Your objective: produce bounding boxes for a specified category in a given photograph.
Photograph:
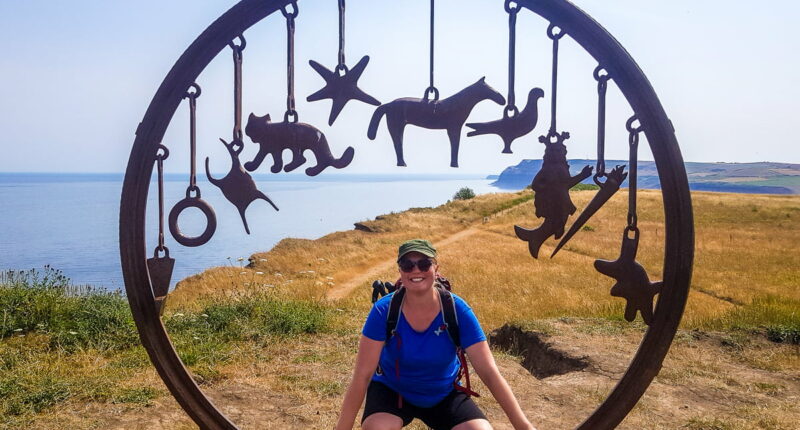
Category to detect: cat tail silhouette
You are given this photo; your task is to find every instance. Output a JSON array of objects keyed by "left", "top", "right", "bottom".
[
  {"left": 304, "top": 134, "right": 355, "bottom": 176},
  {"left": 367, "top": 104, "right": 389, "bottom": 140}
]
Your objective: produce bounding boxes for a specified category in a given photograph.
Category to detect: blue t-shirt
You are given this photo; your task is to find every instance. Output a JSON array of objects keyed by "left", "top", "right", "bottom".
[{"left": 362, "top": 291, "right": 486, "bottom": 408}]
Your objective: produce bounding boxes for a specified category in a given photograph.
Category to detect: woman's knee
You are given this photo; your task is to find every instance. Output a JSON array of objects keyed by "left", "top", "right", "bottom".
[
  {"left": 452, "top": 418, "right": 493, "bottom": 430},
  {"left": 362, "top": 412, "right": 404, "bottom": 430}
]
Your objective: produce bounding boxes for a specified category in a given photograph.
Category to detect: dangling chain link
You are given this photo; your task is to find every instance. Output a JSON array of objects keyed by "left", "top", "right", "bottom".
[
  {"left": 626, "top": 115, "right": 643, "bottom": 231},
  {"left": 424, "top": 0, "right": 439, "bottom": 101},
  {"left": 154, "top": 144, "right": 170, "bottom": 256},
  {"left": 594, "top": 65, "right": 611, "bottom": 181},
  {"left": 545, "top": 23, "right": 565, "bottom": 141},
  {"left": 229, "top": 36, "right": 246, "bottom": 147},
  {"left": 337, "top": 0, "right": 347, "bottom": 73},
  {"left": 504, "top": 1, "right": 520, "bottom": 118},
  {"left": 282, "top": 2, "right": 299, "bottom": 122},
  {"left": 183, "top": 83, "right": 202, "bottom": 197}
]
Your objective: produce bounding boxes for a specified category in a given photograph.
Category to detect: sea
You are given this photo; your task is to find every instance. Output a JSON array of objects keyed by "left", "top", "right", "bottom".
[{"left": 0, "top": 173, "right": 500, "bottom": 291}]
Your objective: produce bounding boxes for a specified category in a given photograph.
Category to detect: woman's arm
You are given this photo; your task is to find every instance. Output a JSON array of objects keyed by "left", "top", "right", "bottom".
[
  {"left": 466, "top": 341, "right": 536, "bottom": 430},
  {"left": 335, "top": 335, "right": 385, "bottom": 430}
]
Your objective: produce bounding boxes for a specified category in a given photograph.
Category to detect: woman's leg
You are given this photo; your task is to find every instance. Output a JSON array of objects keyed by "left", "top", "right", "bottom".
[
  {"left": 362, "top": 412, "right": 404, "bottom": 430},
  {"left": 452, "top": 418, "right": 493, "bottom": 430}
]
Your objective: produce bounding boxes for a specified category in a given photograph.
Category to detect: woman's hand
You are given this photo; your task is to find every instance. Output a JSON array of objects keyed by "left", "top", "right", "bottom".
[{"left": 466, "top": 341, "right": 537, "bottom": 430}]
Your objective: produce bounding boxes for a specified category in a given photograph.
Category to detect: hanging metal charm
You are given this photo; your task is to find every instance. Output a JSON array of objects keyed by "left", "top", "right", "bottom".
[
  {"left": 595, "top": 228, "right": 662, "bottom": 325},
  {"left": 168, "top": 83, "right": 217, "bottom": 247},
  {"left": 594, "top": 115, "right": 661, "bottom": 325},
  {"left": 147, "top": 144, "right": 175, "bottom": 315},
  {"left": 515, "top": 24, "right": 592, "bottom": 258},
  {"left": 466, "top": 1, "right": 544, "bottom": 154},
  {"left": 247, "top": 2, "right": 354, "bottom": 176},
  {"left": 367, "top": 0, "right": 504, "bottom": 167},
  {"left": 551, "top": 66, "right": 627, "bottom": 257},
  {"left": 307, "top": 0, "right": 379, "bottom": 125},
  {"left": 206, "top": 36, "right": 278, "bottom": 234}
]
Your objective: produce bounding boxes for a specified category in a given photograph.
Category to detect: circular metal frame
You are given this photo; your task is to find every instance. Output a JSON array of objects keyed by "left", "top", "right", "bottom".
[{"left": 119, "top": 0, "right": 694, "bottom": 428}]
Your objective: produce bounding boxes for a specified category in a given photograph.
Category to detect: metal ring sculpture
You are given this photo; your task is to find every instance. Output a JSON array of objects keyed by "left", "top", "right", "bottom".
[{"left": 119, "top": 0, "right": 694, "bottom": 428}]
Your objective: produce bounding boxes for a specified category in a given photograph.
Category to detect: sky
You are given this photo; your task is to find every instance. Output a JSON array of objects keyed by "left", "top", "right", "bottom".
[{"left": 0, "top": 0, "right": 798, "bottom": 175}]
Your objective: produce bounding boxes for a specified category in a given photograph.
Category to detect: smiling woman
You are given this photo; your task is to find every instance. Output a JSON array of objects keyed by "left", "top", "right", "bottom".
[{"left": 336, "top": 239, "right": 535, "bottom": 430}]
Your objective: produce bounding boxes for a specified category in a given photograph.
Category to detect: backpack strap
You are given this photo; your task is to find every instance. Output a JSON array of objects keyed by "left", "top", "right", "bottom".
[
  {"left": 385, "top": 286, "right": 406, "bottom": 343},
  {"left": 436, "top": 284, "right": 480, "bottom": 398},
  {"left": 435, "top": 284, "right": 460, "bottom": 347}
]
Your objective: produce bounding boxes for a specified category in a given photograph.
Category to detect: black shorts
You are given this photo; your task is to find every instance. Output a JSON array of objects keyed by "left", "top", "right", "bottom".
[{"left": 361, "top": 380, "right": 487, "bottom": 430}]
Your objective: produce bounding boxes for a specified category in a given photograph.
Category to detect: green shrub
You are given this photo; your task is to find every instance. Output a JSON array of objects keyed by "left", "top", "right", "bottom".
[
  {"left": 571, "top": 183, "right": 599, "bottom": 191},
  {"left": 0, "top": 267, "right": 138, "bottom": 352},
  {"left": 453, "top": 187, "right": 476, "bottom": 200}
]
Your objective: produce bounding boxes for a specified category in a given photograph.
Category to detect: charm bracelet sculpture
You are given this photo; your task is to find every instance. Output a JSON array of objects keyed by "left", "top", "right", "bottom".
[{"left": 119, "top": 1, "right": 694, "bottom": 429}]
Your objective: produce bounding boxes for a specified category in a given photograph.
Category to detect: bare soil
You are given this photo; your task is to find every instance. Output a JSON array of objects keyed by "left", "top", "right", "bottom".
[{"left": 32, "top": 320, "right": 799, "bottom": 430}]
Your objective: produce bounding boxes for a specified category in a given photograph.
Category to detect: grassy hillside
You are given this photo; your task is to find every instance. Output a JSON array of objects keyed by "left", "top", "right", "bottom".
[{"left": 2, "top": 189, "right": 798, "bottom": 429}]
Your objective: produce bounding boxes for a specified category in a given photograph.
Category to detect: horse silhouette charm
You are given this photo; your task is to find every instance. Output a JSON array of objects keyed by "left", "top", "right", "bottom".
[
  {"left": 244, "top": 113, "right": 355, "bottom": 176},
  {"left": 206, "top": 137, "right": 279, "bottom": 235},
  {"left": 515, "top": 132, "right": 592, "bottom": 258},
  {"left": 466, "top": 88, "right": 545, "bottom": 154},
  {"left": 367, "top": 77, "right": 505, "bottom": 167}
]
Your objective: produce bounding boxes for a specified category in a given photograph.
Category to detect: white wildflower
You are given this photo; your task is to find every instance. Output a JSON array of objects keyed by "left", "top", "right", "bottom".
[
  {"left": 237, "top": 257, "right": 244, "bottom": 262},
  {"left": 68, "top": 331, "right": 78, "bottom": 335},
  {"left": 255, "top": 272, "right": 264, "bottom": 275},
  {"left": 200, "top": 314, "right": 209, "bottom": 318},
  {"left": 13, "top": 328, "right": 22, "bottom": 332},
  {"left": 174, "top": 313, "right": 185, "bottom": 317}
]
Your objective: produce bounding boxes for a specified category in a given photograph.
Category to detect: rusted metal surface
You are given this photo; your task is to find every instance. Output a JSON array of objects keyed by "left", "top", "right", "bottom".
[
  {"left": 206, "top": 36, "right": 277, "bottom": 234},
  {"left": 466, "top": 88, "right": 544, "bottom": 154},
  {"left": 514, "top": 22, "right": 591, "bottom": 259},
  {"left": 120, "top": 0, "right": 694, "bottom": 429},
  {"left": 595, "top": 228, "right": 662, "bottom": 324},
  {"left": 514, "top": 132, "right": 592, "bottom": 258},
  {"left": 147, "top": 144, "right": 174, "bottom": 314},
  {"left": 550, "top": 67, "right": 625, "bottom": 257},
  {"left": 466, "top": 1, "right": 543, "bottom": 153},
  {"left": 206, "top": 138, "right": 278, "bottom": 234},
  {"left": 307, "top": 0, "right": 379, "bottom": 125},
  {"left": 244, "top": 113, "right": 354, "bottom": 176},
  {"left": 367, "top": 78, "right": 505, "bottom": 168},
  {"left": 551, "top": 164, "right": 626, "bottom": 257}
]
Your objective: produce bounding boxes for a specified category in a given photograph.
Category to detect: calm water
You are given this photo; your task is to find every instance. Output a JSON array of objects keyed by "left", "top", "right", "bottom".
[{"left": 0, "top": 173, "right": 499, "bottom": 290}]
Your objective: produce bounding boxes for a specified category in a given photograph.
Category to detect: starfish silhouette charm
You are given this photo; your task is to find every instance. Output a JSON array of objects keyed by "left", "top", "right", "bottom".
[
  {"left": 594, "top": 229, "right": 662, "bottom": 325},
  {"left": 307, "top": 55, "right": 380, "bottom": 125}
]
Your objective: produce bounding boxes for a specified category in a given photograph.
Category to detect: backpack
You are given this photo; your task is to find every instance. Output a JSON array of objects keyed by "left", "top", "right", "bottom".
[{"left": 371, "top": 277, "right": 479, "bottom": 407}]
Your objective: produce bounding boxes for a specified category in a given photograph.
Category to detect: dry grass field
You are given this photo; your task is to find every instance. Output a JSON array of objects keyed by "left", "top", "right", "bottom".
[{"left": 5, "top": 188, "right": 799, "bottom": 429}]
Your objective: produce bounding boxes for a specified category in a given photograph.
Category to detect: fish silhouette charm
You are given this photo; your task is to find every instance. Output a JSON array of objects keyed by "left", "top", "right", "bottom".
[{"left": 206, "top": 137, "right": 278, "bottom": 234}]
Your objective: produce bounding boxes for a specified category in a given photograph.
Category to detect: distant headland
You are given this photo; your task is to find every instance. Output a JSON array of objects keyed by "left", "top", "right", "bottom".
[{"left": 490, "top": 160, "right": 800, "bottom": 194}]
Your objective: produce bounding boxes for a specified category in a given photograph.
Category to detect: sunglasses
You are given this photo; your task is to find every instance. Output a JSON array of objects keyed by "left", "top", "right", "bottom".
[{"left": 398, "top": 258, "right": 435, "bottom": 273}]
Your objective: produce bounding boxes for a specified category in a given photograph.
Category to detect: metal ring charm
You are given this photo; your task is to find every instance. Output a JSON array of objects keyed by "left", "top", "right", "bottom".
[{"left": 168, "top": 196, "right": 217, "bottom": 247}]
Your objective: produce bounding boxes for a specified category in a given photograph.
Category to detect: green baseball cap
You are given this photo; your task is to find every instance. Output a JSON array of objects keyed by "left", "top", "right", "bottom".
[{"left": 397, "top": 239, "right": 437, "bottom": 260}]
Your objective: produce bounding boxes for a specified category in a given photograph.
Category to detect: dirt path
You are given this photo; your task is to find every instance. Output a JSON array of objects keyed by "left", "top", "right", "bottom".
[{"left": 326, "top": 226, "right": 484, "bottom": 300}]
